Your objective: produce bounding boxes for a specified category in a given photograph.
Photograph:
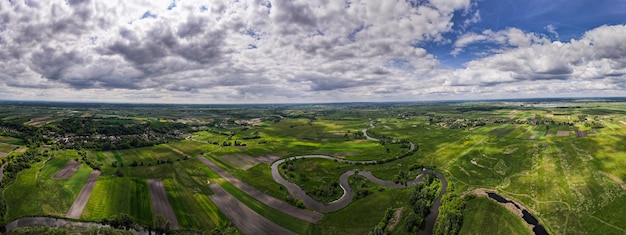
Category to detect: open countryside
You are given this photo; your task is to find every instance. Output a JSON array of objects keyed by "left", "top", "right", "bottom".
[{"left": 0, "top": 99, "right": 625, "bottom": 234}]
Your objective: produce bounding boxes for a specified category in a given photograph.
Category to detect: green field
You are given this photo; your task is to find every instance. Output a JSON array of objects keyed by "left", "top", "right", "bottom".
[
  {"left": 217, "top": 179, "right": 313, "bottom": 234},
  {"left": 3, "top": 158, "right": 93, "bottom": 220},
  {"left": 459, "top": 197, "right": 531, "bottom": 235},
  {"left": 312, "top": 187, "right": 412, "bottom": 234},
  {"left": 3, "top": 101, "right": 626, "bottom": 234},
  {"left": 162, "top": 178, "right": 223, "bottom": 231},
  {"left": 81, "top": 176, "right": 153, "bottom": 225}
]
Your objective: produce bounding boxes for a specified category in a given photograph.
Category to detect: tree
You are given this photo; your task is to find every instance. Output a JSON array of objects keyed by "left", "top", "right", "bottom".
[{"left": 154, "top": 214, "right": 171, "bottom": 235}]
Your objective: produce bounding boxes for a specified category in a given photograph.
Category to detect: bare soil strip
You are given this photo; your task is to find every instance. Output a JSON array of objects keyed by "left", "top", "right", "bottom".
[
  {"left": 66, "top": 170, "right": 100, "bottom": 219},
  {"left": 196, "top": 156, "right": 323, "bottom": 223},
  {"left": 208, "top": 183, "right": 296, "bottom": 235},
  {"left": 601, "top": 172, "right": 626, "bottom": 190},
  {"left": 489, "top": 127, "right": 518, "bottom": 137},
  {"left": 0, "top": 152, "right": 7, "bottom": 158},
  {"left": 52, "top": 160, "right": 81, "bottom": 179},
  {"left": 220, "top": 153, "right": 258, "bottom": 170},
  {"left": 147, "top": 179, "right": 180, "bottom": 229},
  {"left": 556, "top": 130, "right": 570, "bottom": 137},
  {"left": 256, "top": 154, "right": 280, "bottom": 164},
  {"left": 620, "top": 121, "right": 626, "bottom": 126}
]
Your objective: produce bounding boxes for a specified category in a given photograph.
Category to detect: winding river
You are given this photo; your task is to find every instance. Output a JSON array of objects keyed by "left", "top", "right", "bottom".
[{"left": 271, "top": 122, "right": 447, "bottom": 234}]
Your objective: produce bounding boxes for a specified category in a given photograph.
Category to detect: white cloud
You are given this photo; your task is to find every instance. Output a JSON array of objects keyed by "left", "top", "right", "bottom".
[
  {"left": 434, "top": 24, "right": 626, "bottom": 98},
  {"left": 0, "top": 0, "right": 474, "bottom": 103},
  {"left": 0, "top": 0, "right": 625, "bottom": 103},
  {"left": 546, "top": 24, "right": 559, "bottom": 38},
  {"left": 451, "top": 27, "right": 550, "bottom": 56}
]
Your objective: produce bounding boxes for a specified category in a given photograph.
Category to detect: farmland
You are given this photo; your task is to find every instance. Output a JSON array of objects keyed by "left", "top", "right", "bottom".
[{"left": 1, "top": 99, "right": 626, "bottom": 234}]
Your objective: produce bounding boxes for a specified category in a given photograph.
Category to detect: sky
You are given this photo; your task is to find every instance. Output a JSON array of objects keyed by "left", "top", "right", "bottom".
[{"left": 1, "top": 0, "right": 626, "bottom": 103}]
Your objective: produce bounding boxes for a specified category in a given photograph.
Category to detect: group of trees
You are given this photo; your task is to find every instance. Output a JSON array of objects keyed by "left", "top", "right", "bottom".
[
  {"left": 368, "top": 208, "right": 395, "bottom": 235},
  {"left": 404, "top": 173, "right": 440, "bottom": 233},
  {"left": 343, "top": 130, "right": 365, "bottom": 141},
  {"left": 0, "top": 120, "right": 46, "bottom": 145},
  {"left": 434, "top": 191, "right": 470, "bottom": 235}
]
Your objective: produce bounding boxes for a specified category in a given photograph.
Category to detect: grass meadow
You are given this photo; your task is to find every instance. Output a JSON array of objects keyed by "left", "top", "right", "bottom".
[
  {"left": 459, "top": 197, "right": 531, "bottom": 235},
  {"left": 81, "top": 176, "right": 153, "bottom": 225}
]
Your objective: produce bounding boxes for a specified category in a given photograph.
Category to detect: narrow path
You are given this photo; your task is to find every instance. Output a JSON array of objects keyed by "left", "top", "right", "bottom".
[
  {"left": 208, "top": 183, "right": 296, "bottom": 235},
  {"left": 66, "top": 170, "right": 100, "bottom": 219},
  {"left": 147, "top": 179, "right": 180, "bottom": 229},
  {"left": 586, "top": 214, "right": 626, "bottom": 233},
  {"left": 196, "top": 156, "right": 323, "bottom": 223}
]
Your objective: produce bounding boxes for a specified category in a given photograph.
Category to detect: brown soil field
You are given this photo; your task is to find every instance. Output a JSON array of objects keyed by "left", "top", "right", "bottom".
[
  {"left": 220, "top": 153, "right": 258, "bottom": 170},
  {"left": 556, "top": 130, "right": 570, "bottom": 137},
  {"left": 197, "top": 156, "right": 323, "bottom": 223},
  {"left": 575, "top": 130, "right": 587, "bottom": 138},
  {"left": 52, "top": 160, "right": 81, "bottom": 179},
  {"left": 147, "top": 179, "right": 180, "bottom": 229},
  {"left": 66, "top": 170, "right": 100, "bottom": 219},
  {"left": 256, "top": 154, "right": 280, "bottom": 164},
  {"left": 311, "top": 151, "right": 359, "bottom": 157},
  {"left": 0, "top": 152, "right": 7, "bottom": 158},
  {"left": 620, "top": 121, "right": 626, "bottom": 126},
  {"left": 488, "top": 127, "right": 517, "bottom": 137},
  {"left": 208, "top": 183, "right": 296, "bottom": 235}
]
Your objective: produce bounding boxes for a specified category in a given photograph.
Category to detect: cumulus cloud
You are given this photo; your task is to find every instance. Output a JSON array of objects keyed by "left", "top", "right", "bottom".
[
  {"left": 451, "top": 28, "right": 550, "bottom": 56},
  {"left": 0, "top": 0, "right": 625, "bottom": 103},
  {"left": 545, "top": 24, "right": 559, "bottom": 39},
  {"left": 0, "top": 0, "right": 476, "bottom": 102},
  {"left": 435, "top": 24, "right": 626, "bottom": 97}
]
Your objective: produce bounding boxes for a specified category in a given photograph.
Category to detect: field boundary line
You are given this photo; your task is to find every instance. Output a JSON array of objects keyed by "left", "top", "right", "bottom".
[
  {"left": 197, "top": 156, "right": 323, "bottom": 223},
  {"left": 586, "top": 214, "right": 626, "bottom": 233},
  {"left": 66, "top": 170, "right": 100, "bottom": 219}
]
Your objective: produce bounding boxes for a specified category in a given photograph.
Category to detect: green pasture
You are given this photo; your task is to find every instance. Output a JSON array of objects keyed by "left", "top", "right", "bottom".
[
  {"left": 312, "top": 187, "right": 411, "bottom": 235},
  {"left": 233, "top": 163, "right": 286, "bottom": 200},
  {"left": 40, "top": 157, "right": 70, "bottom": 179},
  {"left": 3, "top": 158, "right": 93, "bottom": 221},
  {"left": 162, "top": 178, "right": 221, "bottom": 231},
  {"left": 279, "top": 158, "right": 354, "bottom": 203},
  {"left": 81, "top": 176, "right": 153, "bottom": 225},
  {"left": 217, "top": 180, "right": 313, "bottom": 234},
  {"left": 0, "top": 136, "right": 26, "bottom": 145},
  {"left": 459, "top": 197, "right": 531, "bottom": 235}
]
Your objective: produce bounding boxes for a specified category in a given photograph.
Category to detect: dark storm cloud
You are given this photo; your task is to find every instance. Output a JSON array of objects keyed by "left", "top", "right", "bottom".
[{"left": 305, "top": 76, "right": 377, "bottom": 91}]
